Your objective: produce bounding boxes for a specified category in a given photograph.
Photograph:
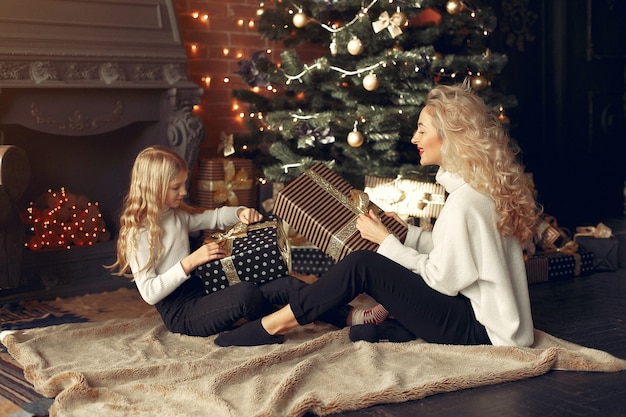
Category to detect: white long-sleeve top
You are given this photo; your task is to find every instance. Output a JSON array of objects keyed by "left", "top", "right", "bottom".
[
  {"left": 377, "top": 168, "right": 534, "bottom": 347},
  {"left": 129, "top": 206, "right": 242, "bottom": 305}
]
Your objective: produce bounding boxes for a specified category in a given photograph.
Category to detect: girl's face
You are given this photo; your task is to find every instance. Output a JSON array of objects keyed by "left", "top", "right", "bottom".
[
  {"left": 411, "top": 107, "right": 443, "bottom": 166},
  {"left": 164, "top": 169, "right": 188, "bottom": 209}
]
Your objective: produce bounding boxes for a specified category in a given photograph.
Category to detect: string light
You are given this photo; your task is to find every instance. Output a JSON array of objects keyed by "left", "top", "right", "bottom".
[{"left": 23, "top": 188, "right": 110, "bottom": 250}]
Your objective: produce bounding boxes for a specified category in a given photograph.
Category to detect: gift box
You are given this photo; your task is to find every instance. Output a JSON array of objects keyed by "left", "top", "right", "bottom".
[
  {"left": 576, "top": 235, "right": 618, "bottom": 271},
  {"left": 525, "top": 255, "right": 548, "bottom": 284},
  {"left": 193, "top": 219, "right": 291, "bottom": 294},
  {"left": 574, "top": 249, "right": 595, "bottom": 276},
  {"left": 195, "top": 158, "right": 257, "bottom": 210},
  {"left": 525, "top": 249, "right": 595, "bottom": 284},
  {"left": 363, "top": 175, "right": 446, "bottom": 219},
  {"left": 273, "top": 163, "right": 408, "bottom": 262}
]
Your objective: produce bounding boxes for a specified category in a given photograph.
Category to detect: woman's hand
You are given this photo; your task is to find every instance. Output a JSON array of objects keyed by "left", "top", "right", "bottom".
[
  {"left": 237, "top": 207, "right": 263, "bottom": 224},
  {"left": 356, "top": 209, "right": 391, "bottom": 245},
  {"left": 180, "top": 242, "right": 228, "bottom": 275},
  {"left": 383, "top": 211, "right": 408, "bottom": 228}
]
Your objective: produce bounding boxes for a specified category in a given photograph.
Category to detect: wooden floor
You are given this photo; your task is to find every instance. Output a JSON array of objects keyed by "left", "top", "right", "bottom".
[{"left": 324, "top": 255, "right": 626, "bottom": 416}]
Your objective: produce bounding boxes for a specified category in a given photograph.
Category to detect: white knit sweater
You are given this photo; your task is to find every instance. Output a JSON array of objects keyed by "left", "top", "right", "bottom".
[
  {"left": 377, "top": 168, "right": 534, "bottom": 347},
  {"left": 129, "top": 206, "right": 242, "bottom": 305}
]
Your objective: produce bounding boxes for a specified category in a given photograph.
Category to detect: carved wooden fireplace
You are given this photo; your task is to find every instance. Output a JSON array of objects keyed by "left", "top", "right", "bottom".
[{"left": 0, "top": 0, "right": 204, "bottom": 300}]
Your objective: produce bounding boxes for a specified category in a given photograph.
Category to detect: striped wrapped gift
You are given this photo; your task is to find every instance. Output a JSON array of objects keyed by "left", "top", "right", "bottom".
[
  {"left": 195, "top": 158, "right": 256, "bottom": 210},
  {"left": 364, "top": 175, "right": 446, "bottom": 219},
  {"left": 273, "top": 163, "right": 408, "bottom": 262}
]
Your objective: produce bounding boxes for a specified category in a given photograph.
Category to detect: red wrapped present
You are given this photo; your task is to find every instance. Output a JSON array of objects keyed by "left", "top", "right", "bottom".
[{"left": 273, "top": 163, "right": 408, "bottom": 262}]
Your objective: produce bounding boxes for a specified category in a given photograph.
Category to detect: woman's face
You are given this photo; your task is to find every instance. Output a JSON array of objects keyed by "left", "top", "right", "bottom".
[
  {"left": 164, "top": 169, "right": 188, "bottom": 209},
  {"left": 411, "top": 107, "right": 443, "bottom": 166}
]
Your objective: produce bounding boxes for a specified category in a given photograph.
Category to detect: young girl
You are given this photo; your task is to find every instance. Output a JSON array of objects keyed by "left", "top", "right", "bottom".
[
  {"left": 108, "top": 146, "right": 341, "bottom": 336},
  {"left": 215, "top": 82, "right": 540, "bottom": 347}
]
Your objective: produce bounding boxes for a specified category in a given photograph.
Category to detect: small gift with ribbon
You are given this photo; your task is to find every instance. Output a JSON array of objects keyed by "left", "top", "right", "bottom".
[
  {"left": 195, "top": 158, "right": 256, "bottom": 213},
  {"left": 363, "top": 175, "right": 446, "bottom": 219},
  {"left": 193, "top": 217, "right": 291, "bottom": 294},
  {"left": 273, "top": 163, "right": 408, "bottom": 262},
  {"left": 574, "top": 222, "right": 618, "bottom": 271}
]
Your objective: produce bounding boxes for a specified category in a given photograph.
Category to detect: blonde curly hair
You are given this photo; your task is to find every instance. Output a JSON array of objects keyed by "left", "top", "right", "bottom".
[
  {"left": 425, "top": 82, "right": 540, "bottom": 245},
  {"left": 108, "top": 146, "right": 199, "bottom": 277}
]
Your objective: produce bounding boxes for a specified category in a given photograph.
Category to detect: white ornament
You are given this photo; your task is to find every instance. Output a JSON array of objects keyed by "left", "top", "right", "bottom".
[
  {"left": 292, "top": 12, "right": 309, "bottom": 28},
  {"left": 347, "top": 38, "right": 364, "bottom": 55},
  {"left": 363, "top": 73, "right": 379, "bottom": 91}
]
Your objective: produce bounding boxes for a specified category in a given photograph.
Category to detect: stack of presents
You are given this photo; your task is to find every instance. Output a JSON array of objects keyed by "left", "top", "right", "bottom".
[{"left": 191, "top": 156, "right": 619, "bottom": 293}]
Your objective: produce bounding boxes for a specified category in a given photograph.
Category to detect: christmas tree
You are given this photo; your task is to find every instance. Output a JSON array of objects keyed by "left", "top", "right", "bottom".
[{"left": 233, "top": 0, "right": 515, "bottom": 186}]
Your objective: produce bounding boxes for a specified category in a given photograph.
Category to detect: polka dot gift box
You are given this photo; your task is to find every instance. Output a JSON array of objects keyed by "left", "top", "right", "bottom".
[{"left": 194, "top": 218, "right": 291, "bottom": 294}]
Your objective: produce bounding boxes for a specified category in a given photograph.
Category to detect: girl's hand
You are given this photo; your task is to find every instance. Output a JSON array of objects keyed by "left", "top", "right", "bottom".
[
  {"left": 356, "top": 209, "right": 391, "bottom": 245},
  {"left": 237, "top": 207, "right": 263, "bottom": 224},
  {"left": 181, "top": 242, "right": 228, "bottom": 274}
]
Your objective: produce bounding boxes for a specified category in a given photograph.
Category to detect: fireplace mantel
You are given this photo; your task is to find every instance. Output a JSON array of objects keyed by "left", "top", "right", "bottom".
[{"left": 0, "top": 0, "right": 205, "bottom": 295}]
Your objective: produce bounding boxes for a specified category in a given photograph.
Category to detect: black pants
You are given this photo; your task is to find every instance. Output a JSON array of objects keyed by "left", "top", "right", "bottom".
[
  {"left": 156, "top": 276, "right": 307, "bottom": 337},
  {"left": 291, "top": 251, "right": 491, "bottom": 345}
]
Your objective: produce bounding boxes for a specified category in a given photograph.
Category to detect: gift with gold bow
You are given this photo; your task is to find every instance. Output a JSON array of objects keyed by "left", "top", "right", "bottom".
[
  {"left": 196, "top": 158, "right": 256, "bottom": 211},
  {"left": 363, "top": 175, "right": 446, "bottom": 220},
  {"left": 273, "top": 163, "right": 408, "bottom": 262},
  {"left": 193, "top": 217, "right": 291, "bottom": 294}
]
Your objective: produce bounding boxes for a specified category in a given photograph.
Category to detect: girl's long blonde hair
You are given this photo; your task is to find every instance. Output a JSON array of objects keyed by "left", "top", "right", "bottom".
[
  {"left": 108, "top": 146, "right": 198, "bottom": 277},
  {"left": 426, "top": 82, "right": 540, "bottom": 245}
]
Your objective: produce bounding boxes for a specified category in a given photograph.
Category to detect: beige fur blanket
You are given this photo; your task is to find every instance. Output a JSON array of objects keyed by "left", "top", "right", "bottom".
[{"left": 2, "top": 312, "right": 625, "bottom": 417}]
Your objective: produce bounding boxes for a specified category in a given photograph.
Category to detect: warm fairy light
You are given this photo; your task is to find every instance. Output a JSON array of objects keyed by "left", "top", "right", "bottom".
[
  {"left": 190, "top": 44, "right": 198, "bottom": 53},
  {"left": 237, "top": 19, "right": 245, "bottom": 27},
  {"left": 239, "top": 112, "right": 245, "bottom": 118},
  {"left": 223, "top": 48, "right": 230, "bottom": 56},
  {"left": 202, "top": 75, "right": 211, "bottom": 88},
  {"left": 23, "top": 188, "right": 110, "bottom": 250},
  {"left": 223, "top": 77, "right": 230, "bottom": 83},
  {"left": 266, "top": 48, "right": 272, "bottom": 54},
  {"left": 235, "top": 51, "right": 244, "bottom": 59},
  {"left": 232, "top": 102, "right": 240, "bottom": 111},
  {"left": 252, "top": 86, "right": 261, "bottom": 93},
  {"left": 248, "top": 20, "right": 255, "bottom": 29},
  {"left": 191, "top": 11, "right": 200, "bottom": 18},
  {"left": 201, "top": 14, "right": 209, "bottom": 22}
]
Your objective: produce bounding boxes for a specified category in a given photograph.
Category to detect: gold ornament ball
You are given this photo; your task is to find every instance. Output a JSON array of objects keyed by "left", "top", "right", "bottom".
[
  {"left": 347, "top": 130, "right": 364, "bottom": 147},
  {"left": 470, "top": 74, "right": 488, "bottom": 91},
  {"left": 347, "top": 38, "right": 364, "bottom": 55},
  {"left": 446, "top": 0, "right": 465, "bottom": 15},
  {"left": 292, "top": 12, "right": 309, "bottom": 28},
  {"left": 362, "top": 73, "right": 379, "bottom": 91}
]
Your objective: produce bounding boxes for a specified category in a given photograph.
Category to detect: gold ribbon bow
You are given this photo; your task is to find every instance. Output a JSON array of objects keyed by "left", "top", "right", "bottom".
[
  {"left": 305, "top": 170, "right": 382, "bottom": 260},
  {"left": 372, "top": 11, "right": 404, "bottom": 39},
  {"left": 575, "top": 223, "right": 612, "bottom": 239},
  {"left": 205, "top": 220, "right": 292, "bottom": 286},
  {"left": 197, "top": 160, "right": 253, "bottom": 206},
  {"left": 218, "top": 131, "right": 235, "bottom": 157}
]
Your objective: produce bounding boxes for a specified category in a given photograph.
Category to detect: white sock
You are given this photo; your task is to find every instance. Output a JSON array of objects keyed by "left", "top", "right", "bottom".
[{"left": 351, "top": 304, "right": 389, "bottom": 325}]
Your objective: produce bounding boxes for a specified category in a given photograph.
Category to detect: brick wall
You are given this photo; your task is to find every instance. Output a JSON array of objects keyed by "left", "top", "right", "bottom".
[{"left": 173, "top": 0, "right": 322, "bottom": 159}]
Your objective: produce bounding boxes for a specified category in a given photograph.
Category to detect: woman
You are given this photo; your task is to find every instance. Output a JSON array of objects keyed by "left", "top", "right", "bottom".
[{"left": 215, "top": 82, "right": 539, "bottom": 347}]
